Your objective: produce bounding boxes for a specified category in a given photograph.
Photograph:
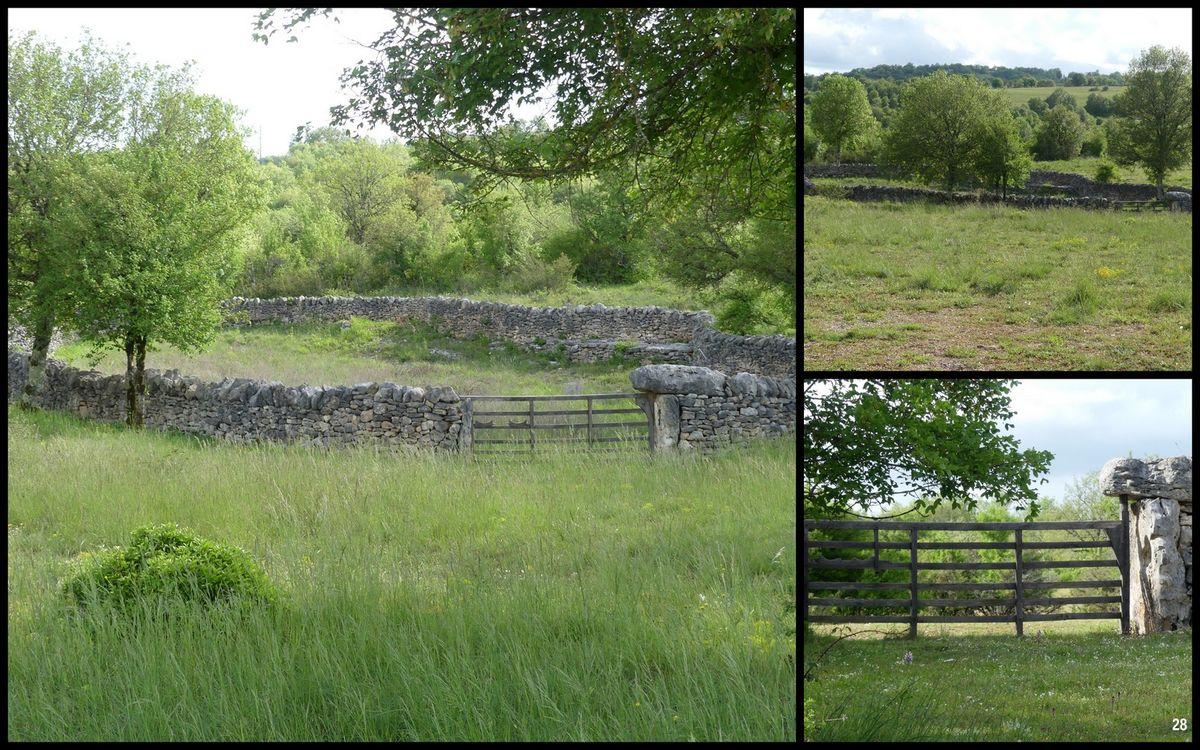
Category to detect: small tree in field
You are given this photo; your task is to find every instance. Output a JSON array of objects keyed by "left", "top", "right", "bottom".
[
  {"left": 809, "top": 74, "right": 875, "bottom": 162},
  {"left": 1033, "top": 105, "right": 1084, "bottom": 160},
  {"left": 972, "top": 114, "right": 1032, "bottom": 199},
  {"left": 59, "top": 85, "right": 264, "bottom": 427},
  {"left": 1107, "top": 46, "right": 1192, "bottom": 199},
  {"left": 885, "top": 72, "right": 1008, "bottom": 190},
  {"left": 8, "top": 32, "right": 133, "bottom": 408}
]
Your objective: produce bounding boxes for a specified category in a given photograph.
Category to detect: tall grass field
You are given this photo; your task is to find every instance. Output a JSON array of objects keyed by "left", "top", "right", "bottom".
[
  {"left": 803, "top": 197, "right": 1192, "bottom": 370},
  {"left": 6, "top": 407, "right": 797, "bottom": 741}
]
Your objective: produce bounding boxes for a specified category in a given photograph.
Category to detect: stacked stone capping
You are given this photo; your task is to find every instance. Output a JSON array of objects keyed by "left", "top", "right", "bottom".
[
  {"left": 1100, "top": 455, "right": 1192, "bottom": 634},
  {"left": 223, "top": 294, "right": 794, "bottom": 377},
  {"left": 629, "top": 365, "right": 796, "bottom": 452}
]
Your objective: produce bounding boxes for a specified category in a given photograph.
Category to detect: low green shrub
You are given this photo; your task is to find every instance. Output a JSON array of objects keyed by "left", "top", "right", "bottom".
[
  {"left": 1094, "top": 161, "right": 1119, "bottom": 184},
  {"left": 60, "top": 523, "right": 278, "bottom": 615}
]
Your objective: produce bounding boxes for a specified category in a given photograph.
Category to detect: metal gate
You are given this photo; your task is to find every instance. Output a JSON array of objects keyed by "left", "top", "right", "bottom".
[{"left": 463, "top": 393, "right": 650, "bottom": 455}]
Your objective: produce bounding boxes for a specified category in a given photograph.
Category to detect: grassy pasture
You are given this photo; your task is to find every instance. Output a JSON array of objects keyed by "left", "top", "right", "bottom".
[
  {"left": 803, "top": 622, "right": 1191, "bottom": 742},
  {"left": 997, "top": 85, "right": 1126, "bottom": 109},
  {"left": 54, "top": 318, "right": 640, "bottom": 396},
  {"left": 802, "top": 197, "right": 1192, "bottom": 370},
  {"left": 6, "top": 406, "right": 797, "bottom": 741}
]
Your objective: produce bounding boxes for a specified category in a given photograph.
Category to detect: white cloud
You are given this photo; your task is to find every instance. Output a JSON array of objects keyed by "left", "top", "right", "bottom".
[{"left": 803, "top": 8, "right": 1192, "bottom": 75}]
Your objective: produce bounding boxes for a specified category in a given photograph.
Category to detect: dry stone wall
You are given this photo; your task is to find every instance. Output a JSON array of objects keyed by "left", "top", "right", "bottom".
[
  {"left": 8, "top": 350, "right": 464, "bottom": 451},
  {"left": 828, "top": 184, "right": 1116, "bottom": 210},
  {"left": 223, "top": 295, "right": 794, "bottom": 377},
  {"left": 1100, "top": 455, "right": 1192, "bottom": 635},
  {"left": 804, "top": 163, "right": 1190, "bottom": 202},
  {"left": 630, "top": 365, "right": 796, "bottom": 452}
]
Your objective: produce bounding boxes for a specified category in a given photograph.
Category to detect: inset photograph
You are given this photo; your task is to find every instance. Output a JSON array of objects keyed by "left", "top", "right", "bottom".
[{"left": 803, "top": 8, "right": 1192, "bottom": 371}]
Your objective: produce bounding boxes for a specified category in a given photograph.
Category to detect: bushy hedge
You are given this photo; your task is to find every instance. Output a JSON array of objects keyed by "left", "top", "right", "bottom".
[{"left": 60, "top": 523, "right": 278, "bottom": 614}]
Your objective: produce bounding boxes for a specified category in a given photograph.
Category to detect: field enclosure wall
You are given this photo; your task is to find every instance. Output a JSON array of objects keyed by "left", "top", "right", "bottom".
[
  {"left": 223, "top": 296, "right": 796, "bottom": 377},
  {"left": 8, "top": 350, "right": 465, "bottom": 450},
  {"left": 8, "top": 343, "right": 795, "bottom": 454},
  {"left": 1101, "top": 456, "right": 1193, "bottom": 634},
  {"left": 804, "top": 162, "right": 1191, "bottom": 200}
]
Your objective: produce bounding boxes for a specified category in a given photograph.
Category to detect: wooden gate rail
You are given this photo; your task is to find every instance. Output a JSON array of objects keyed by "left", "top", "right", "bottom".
[
  {"left": 464, "top": 393, "right": 650, "bottom": 455},
  {"left": 801, "top": 499, "right": 1131, "bottom": 638}
]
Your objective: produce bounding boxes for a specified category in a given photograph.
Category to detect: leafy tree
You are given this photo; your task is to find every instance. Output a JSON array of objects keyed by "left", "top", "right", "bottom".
[
  {"left": 972, "top": 113, "right": 1032, "bottom": 199},
  {"left": 990, "top": 76, "right": 1004, "bottom": 89},
  {"left": 254, "top": 8, "right": 796, "bottom": 224},
  {"left": 1018, "top": 75, "right": 1037, "bottom": 87},
  {"left": 883, "top": 71, "right": 1000, "bottom": 190},
  {"left": 56, "top": 85, "right": 264, "bottom": 427},
  {"left": 8, "top": 31, "right": 134, "bottom": 407},
  {"left": 543, "top": 171, "right": 646, "bottom": 283},
  {"left": 1084, "top": 92, "right": 1112, "bottom": 117},
  {"left": 809, "top": 74, "right": 876, "bottom": 162},
  {"left": 803, "top": 106, "right": 820, "bottom": 162},
  {"left": 802, "top": 379, "right": 1054, "bottom": 518},
  {"left": 1036, "top": 79, "right": 1055, "bottom": 88},
  {"left": 1080, "top": 127, "right": 1106, "bottom": 157},
  {"left": 1033, "top": 105, "right": 1084, "bottom": 160},
  {"left": 1027, "top": 97, "right": 1048, "bottom": 115},
  {"left": 1044, "top": 88, "right": 1078, "bottom": 112},
  {"left": 1067, "top": 72, "right": 1086, "bottom": 86},
  {"left": 1107, "top": 46, "right": 1192, "bottom": 198},
  {"left": 310, "top": 139, "right": 408, "bottom": 244}
]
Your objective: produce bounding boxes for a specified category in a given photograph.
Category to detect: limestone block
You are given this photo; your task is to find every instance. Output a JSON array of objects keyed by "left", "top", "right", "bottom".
[
  {"left": 630, "top": 365, "right": 726, "bottom": 396},
  {"left": 1100, "top": 456, "right": 1192, "bottom": 501},
  {"left": 1128, "top": 497, "right": 1190, "bottom": 634}
]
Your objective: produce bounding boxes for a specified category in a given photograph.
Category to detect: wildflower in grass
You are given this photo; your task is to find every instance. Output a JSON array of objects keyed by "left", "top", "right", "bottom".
[
  {"left": 1095, "top": 266, "right": 1120, "bottom": 279},
  {"left": 899, "top": 650, "right": 913, "bottom": 665}
]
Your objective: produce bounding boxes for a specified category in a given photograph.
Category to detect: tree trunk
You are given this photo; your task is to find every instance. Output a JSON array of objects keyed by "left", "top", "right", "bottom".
[
  {"left": 124, "top": 333, "right": 143, "bottom": 428},
  {"left": 1156, "top": 176, "right": 1164, "bottom": 200},
  {"left": 18, "top": 315, "right": 55, "bottom": 409},
  {"left": 134, "top": 335, "right": 147, "bottom": 428}
]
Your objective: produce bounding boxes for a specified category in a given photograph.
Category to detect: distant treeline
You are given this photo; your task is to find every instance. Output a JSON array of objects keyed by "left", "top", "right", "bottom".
[{"left": 803, "top": 63, "right": 1126, "bottom": 98}]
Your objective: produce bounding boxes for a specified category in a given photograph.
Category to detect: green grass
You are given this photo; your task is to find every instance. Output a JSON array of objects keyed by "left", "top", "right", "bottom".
[
  {"left": 7, "top": 406, "right": 797, "bottom": 741},
  {"left": 803, "top": 197, "right": 1192, "bottom": 370},
  {"left": 54, "top": 319, "right": 643, "bottom": 396},
  {"left": 996, "top": 85, "right": 1126, "bottom": 110},
  {"left": 803, "top": 622, "right": 1190, "bottom": 742}
]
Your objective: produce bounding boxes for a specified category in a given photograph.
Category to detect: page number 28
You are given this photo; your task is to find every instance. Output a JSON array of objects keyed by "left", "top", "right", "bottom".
[{"left": 1172, "top": 719, "right": 1188, "bottom": 731}]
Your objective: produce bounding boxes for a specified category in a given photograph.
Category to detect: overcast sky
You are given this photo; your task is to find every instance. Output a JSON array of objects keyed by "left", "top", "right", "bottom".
[
  {"left": 803, "top": 8, "right": 1193, "bottom": 76},
  {"left": 8, "top": 8, "right": 551, "bottom": 158},
  {"left": 1006, "top": 379, "right": 1191, "bottom": 505}
]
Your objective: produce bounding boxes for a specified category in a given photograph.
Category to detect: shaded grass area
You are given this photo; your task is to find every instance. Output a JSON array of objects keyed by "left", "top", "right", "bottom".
[
  {"left": 802, "top": 197, "right": 1192, "bottom": 370},
  {"left": 7, "top": 406, "right": 797, "bottom": 741},
  {"left": 803, "top": 623, "right": 1191, "bottom": 742},
  {"left": 53, "top": 319, "right": 641, "bottom": 395}
]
